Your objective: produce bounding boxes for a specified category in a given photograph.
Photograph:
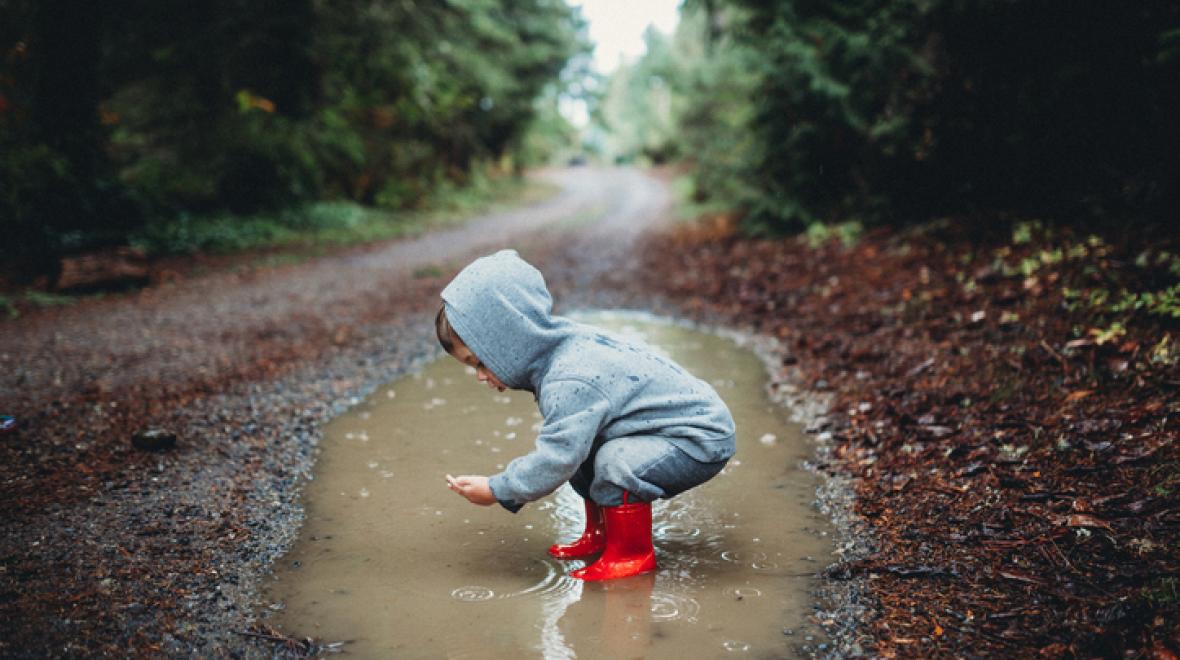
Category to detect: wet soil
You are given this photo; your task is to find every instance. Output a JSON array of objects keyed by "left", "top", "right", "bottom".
[
  {"left": 268, "top": 314, "right": 833, "bottom": 657},
  {"left": 638, "top": 223, "right": 1180, "bottom": 657}
]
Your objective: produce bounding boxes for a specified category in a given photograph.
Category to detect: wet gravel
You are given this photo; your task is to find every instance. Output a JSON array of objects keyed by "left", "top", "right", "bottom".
[{"left": 0, "top": 167, "right": 867, "bottom": 657}]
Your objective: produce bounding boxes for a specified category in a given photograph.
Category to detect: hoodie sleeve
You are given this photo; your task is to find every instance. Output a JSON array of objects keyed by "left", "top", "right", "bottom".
[{"left": 488, "top": 379, "right": 612, "bottom": 512}]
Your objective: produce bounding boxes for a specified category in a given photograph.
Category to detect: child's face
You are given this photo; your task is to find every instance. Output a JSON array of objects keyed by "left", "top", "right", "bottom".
[{"left": 448, "top": 341, "right": 508, "bottom": 392}]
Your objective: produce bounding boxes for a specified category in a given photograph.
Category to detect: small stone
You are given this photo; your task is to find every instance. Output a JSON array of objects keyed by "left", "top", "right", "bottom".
[
  {"left": 804, "top": 419, "right": 829, "bottom": 434},
  {"left": 132, "top": 428, "right": 177, "bottom": 451}
]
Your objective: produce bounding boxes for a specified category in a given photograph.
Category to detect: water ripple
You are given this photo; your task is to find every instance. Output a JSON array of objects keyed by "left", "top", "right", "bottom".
[
  {"left": 450, "top": 586, "right": 496, "bottom": 602},
  {"left": 720, "top": 549, "right": 769, "bottom": 563},
  {"left": 655, "top": 523, "right": 701, "bottom": 542},
  {"left": 722, "top": 640, "right": 751, "bottom": 652},
  {"left": 722, "top": 586, "right": 763, "bottom": 600},
  {"left": 496, "top": 559, "right": 581, "bottom": 601},
  {"left": 649, "top": 591, "right": 701, "bottom": 623}
]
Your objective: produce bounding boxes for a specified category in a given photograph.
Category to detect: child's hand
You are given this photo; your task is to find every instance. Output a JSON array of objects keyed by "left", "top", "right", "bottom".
[{"left": 445, "top": 474, "right": 497, "bottom": 506}]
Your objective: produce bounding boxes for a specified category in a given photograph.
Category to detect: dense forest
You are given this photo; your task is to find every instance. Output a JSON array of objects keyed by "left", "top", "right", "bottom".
[
  {"left": 600, "top": 0, "right": 1180, "bottom": 235},
  {"left": 1, "top": 0, "right": 587, "bottom": 278},
  {"left": 4, "top": 1, "right": 1179, "bottom": 288}
]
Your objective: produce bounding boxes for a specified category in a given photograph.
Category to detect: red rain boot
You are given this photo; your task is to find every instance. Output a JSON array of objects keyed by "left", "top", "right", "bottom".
[
  {"left": 548, "top": 499, "right": 606, "bottom": 559},
  {"left": 570, "top": 493, "right": 656, "bottom": 581}
]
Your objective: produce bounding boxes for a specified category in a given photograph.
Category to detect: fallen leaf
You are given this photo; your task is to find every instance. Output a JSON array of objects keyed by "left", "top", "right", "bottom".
[
  {"left": 920, "top": 424, "right": 954, "bottom": 438},
  {"left": 1000, "top": 570, "right": 1045, "bottom": 585},
  {"left": 1063, "top": 514, "right": 1113, "bottom": 531},
  {"left": 906, "top": 357, "right": 936, "bottom": 377},
  {"left": 1113, "top": 438, "right": 1172, "bottom": 464}
]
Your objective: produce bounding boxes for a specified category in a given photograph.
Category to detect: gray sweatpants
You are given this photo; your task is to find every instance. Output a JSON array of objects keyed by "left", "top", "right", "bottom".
[{"left": 568, "top": 435, "right": 729, "bottom": 506}]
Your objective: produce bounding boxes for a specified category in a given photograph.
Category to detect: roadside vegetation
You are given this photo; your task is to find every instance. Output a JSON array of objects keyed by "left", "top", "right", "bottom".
[
  {"left": 0, "top": 174, "right": 555, "bottom": 319},
  {"left": 598, "top": 1, "right": 1177, "bottom": 236},
  {"left": 127, "top": 174, "right": 556, "bottom": 257},
  {"left": 2, "top": 0, "right": 588, "bottom": 284}
]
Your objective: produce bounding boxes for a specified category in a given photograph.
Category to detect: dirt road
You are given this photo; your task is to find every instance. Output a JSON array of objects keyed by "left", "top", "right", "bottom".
[{"left": 0, "top": 167, "right": 674, "bottom": 656}]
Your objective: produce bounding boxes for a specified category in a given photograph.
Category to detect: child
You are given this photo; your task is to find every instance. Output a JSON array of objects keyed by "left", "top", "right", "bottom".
[{"left": 439, "top": 250, "right": 736, "bottom": 581}]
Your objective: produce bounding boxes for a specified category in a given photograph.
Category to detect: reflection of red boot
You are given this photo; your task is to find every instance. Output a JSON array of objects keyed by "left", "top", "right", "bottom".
[
  {"left": 549, "top": 499, "right": 606, "bottom": 559},
  {"left": 570, "top": 493, "right": 656, "bottom": 581}
]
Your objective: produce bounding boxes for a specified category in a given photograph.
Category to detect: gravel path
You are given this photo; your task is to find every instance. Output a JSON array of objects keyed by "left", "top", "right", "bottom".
[{"left": 0, "top": 167, "right": 677, "bottom": 656}]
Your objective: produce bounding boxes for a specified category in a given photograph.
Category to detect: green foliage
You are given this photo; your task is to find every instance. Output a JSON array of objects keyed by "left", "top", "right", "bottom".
[
  {"left": 804, "top": 220, "right": 863, "bottom": 248},
  {"left": 3, "top": 0, "right": 586, "bottom": 275},
  {"left": 22, "top": 290, "right": 77, "bottom": 307},
  {"left": 729, "top": 0, "right": 929, "bottom": 231},
  {"left": 598, "top": 27, "right": 683, "bottom": 164},
  {"left": 1148, "top": 461, "right": 1180, "bottom": 500},
  {"left": 130, "top": 174, "right": 545, "bottom": 256},
  {"left": 1110, "top": 286, "right": 1180, "bottom": 320},
  {"left": 1059, "top": 243, "right": 1180, "bottom": 322},
  {"left": 1011, "top": 221, "right": 1043, "bottom": 246},
  {"left": 412, "top": 265, "right": 445, "bottom": 279},
  {"left": 131, "top": 212, "right": 297, "bottom": 256},
  {"left": 604, "top": 0, "right": 1180, "bottom": 235},
  {"left": 595, "top": 3, "right": 761, "bottom": 214},
  {"left": 1141, "top": 577, "right": 1179, "bottom": 607},
  {"left": 516, "top": 84, "right": 585, "bottom": 168}
]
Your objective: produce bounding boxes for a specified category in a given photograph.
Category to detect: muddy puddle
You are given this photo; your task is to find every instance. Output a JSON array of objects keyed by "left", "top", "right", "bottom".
[{"left": 269, "top": 313, "right": 834, "bottom": 657}]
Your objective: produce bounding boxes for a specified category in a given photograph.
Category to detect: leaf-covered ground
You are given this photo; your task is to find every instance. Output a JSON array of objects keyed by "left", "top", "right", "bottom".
[{"left": 640, "top": 219, "right": 1180, "bottom": 657}]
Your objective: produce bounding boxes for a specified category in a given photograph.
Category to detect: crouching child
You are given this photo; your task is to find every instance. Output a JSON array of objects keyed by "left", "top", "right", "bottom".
[{"left": 439, "top": 250, "right": 736, "bottom": 581}]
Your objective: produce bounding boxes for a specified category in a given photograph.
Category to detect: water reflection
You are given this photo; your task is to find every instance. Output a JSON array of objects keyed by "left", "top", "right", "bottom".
[
  {"left": 269, "top": 313, "right": 833, "bottom": 657},
  {"left": 560, "top": 572, "right": 656, "bottom": 658}
]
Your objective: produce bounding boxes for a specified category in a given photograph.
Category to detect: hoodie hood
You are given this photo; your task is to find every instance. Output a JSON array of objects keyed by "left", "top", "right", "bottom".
[{"left": 440, "top": 250, "right": 572, "bottom": 390}]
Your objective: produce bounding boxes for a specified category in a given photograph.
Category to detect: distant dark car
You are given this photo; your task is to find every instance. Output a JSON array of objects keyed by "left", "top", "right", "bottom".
[{"left": 567, "top": 154, "right": 587, "bottom": 166}]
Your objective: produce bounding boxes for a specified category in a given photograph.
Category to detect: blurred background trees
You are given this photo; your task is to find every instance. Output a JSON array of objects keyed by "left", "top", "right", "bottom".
[
  {"left": 5, "top": 0, "right": 1178, "bottom": 281},
  {"left": 2, "top": 0, "right": 587, "bottom": 278},
  {"left": 598, "top": 0, "right": 1180, "bottom": 235}
]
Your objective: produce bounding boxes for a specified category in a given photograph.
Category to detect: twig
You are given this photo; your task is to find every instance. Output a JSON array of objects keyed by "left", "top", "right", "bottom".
[
  {"left": 236, "top": 630, "right": 291, "bottom": 643},
  {"left": 1039, "top": 340, "right": 1070, "bottom": 375}
]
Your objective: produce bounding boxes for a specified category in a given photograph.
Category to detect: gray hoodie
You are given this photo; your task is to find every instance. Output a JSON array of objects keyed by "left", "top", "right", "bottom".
[{"left": 441, "top": 250, "right": 736, "bottom": 511}]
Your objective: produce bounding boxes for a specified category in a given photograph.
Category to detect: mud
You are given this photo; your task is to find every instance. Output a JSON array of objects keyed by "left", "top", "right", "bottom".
[{"left": 268, "top": 314, "right": 834, "bottom": 657}]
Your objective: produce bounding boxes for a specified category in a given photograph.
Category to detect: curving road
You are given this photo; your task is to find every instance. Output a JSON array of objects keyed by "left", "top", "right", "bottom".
[
  {"left": 0, "top": 166, "right": 673, "bottom": 656},
  {"left": 1, "top": 167, "right": 668, "bottom": 401}
]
